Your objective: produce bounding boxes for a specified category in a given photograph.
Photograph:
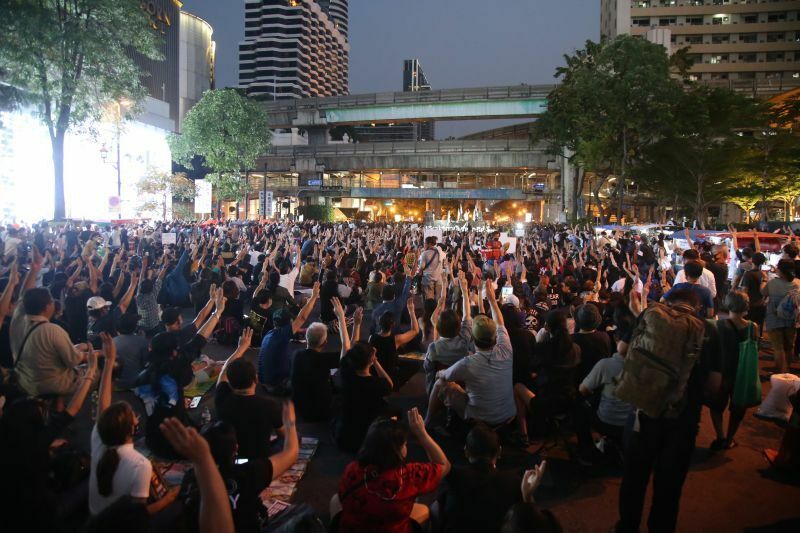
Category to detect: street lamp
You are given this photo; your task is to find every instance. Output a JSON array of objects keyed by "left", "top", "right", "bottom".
[{"left": 100, "top": 99, "right": 130, "bottom": 219}]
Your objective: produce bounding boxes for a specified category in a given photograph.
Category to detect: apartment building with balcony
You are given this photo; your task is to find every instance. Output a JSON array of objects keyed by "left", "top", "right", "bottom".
[{"left": 601, "top": 1, "right": 800, "bottom": 82}]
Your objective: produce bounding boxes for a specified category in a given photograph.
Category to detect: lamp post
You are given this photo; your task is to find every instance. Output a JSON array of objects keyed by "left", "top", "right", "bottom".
[{"left": 100, "top": 100, "right": 130, "bottom": 219}]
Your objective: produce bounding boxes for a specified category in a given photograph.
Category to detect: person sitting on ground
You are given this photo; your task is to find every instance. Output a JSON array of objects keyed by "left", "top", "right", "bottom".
[
  {"left": 0, "top": 332, "right": 100, "bottom": 531},
  {"left": 257, "top": 282, "right": 319, "bottom": 395},
  {"left": 291, "top": 306, "right": 360, "bottom": 422},
  {"left": 434, "top": 424, "right": 525, "bottom": 533},
  {"left": 216, "top": 280, "right": 244, "bottom": 345},
  {"left": 423, "top": 273, "right": 474, "bottom": 395},
  {"left": 709, "top": 290, "right": 757, "bottom": 452},
  {"left": 180, "top": 401, "right": 299, "bottom": 533},
  {"left": 370, "top": 263, "right": 412, "bottom": 335},
  {"left": 90, "top": 332, "right": 180, "bottom": 516},
  {"left": 137, "top": 289, "right": 225, "bottom": 459},
  {"left": 215, "top": 328, "right": 283, "bottom": 460},
  {"left": 514, "top": 311, "right": 581, "bottom": 442},
  {"left": 160, "top": 283, "right": 218, "bottom": 344},
  {"left": 576, "top": 337, "right": 634, "bottom": 458},
  {"left": 247, "top": 288, "right": 273, "bottom": 345},
  {"left": 113, "top": 312, "right": 148, "bottom": 390},
  {"left": 369, "top": 299, "right": 420, "bottom": 391},
  {"left": 335, "top": 408, "right": 451, "bottom": 533},
  {"left": 335, "top": 300, "right": 395, "bottom": 452},
  {"left": 135, "top": 255, "right": 166, "bottom": 335},
  {"left": 571, "top": 304, "right": 612, "bottom": 384},
  {"left": 497, "top": 459, "right": 559, "bottom": 533},
  {"left": 11, "top": 278, "right": 94, "bottom": 398},
  {"left": 425, "top": 279, "right": 516, "bottom": 429},
  {"left": 86, "top": 269, "right": 137, "bottom": 347}
]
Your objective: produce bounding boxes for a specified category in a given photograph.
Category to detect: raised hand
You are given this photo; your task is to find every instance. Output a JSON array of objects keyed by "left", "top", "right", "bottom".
[
  {"left": 237, "top": 327, "right": 253, "bottom": 352},
  {"left": 521, "top": 460, "right": 547, "bottom": 502},
  {"left": 159, "top": 418, "right": 211, "bottom": 464}
]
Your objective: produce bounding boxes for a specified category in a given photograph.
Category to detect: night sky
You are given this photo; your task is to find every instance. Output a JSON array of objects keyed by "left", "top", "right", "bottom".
[{"left": 184, "top": 0, "right": 600, "bottom": 137}]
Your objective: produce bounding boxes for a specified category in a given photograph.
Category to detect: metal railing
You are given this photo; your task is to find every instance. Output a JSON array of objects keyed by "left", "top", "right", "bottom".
[
  {"left": 267, "top": 139, "right": 545, "bottom": 157},
  {"left": 263, "top": 84, "right": 555, "bottom": 113}
]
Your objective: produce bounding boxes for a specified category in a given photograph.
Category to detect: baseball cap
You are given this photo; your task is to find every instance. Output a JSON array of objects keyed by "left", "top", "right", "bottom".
[
  {"left": 503, "top": 293, "right": 520, "bottom": 308},
  {"left": 86, "top": 296, "right": 112, "bottom": 311},
  {"left": 472, "top": 315, "right": 497, "bottom": 346}
]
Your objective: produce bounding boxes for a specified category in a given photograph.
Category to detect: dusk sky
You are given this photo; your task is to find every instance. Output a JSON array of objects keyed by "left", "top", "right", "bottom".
[{"left": 185, "top": 0, "right": 600, "bottom": 137}]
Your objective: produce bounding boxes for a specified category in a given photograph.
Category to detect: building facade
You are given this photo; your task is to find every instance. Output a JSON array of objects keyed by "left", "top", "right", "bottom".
[
  {"left": 239, "top": 0, "right": 349, "bottom": 100},
  {"left": 179, "top": 11, "right": 216, "bottom": 132},
  {"left": 601, "top": 0, "right": 800, "bottom": 82}
]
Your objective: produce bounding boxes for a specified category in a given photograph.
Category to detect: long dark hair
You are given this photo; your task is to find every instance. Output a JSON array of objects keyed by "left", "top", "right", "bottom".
[
  {"left": 545, "top": 311, "right": 573, "bottom": 357},
  {"left": 357, "top": 417, "right": 408, "bottom": 473},
  {"left": 96, "top": 402, "right": 136, "bottom": 497}
]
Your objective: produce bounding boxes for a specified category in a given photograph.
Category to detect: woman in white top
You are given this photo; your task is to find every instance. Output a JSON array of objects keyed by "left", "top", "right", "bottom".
[{"left": 89, "top": 333, "right": 179, "bottom": 516}]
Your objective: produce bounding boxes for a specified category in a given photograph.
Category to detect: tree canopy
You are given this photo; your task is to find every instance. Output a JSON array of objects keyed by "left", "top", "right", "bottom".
[
  {"left": 168, "top": 88, "right": 271, "bottom": 204},
  {"left": 0, "top": 0, "right": 162, "bottom": 219},
  {"left": 536, "top": 35, "right": 683, "bottom": 222}
]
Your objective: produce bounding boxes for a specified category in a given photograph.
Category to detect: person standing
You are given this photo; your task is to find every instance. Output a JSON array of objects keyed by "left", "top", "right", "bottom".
[
  {"left": 615, "top": 289, "right": 722, "bottom": 533},
  {"left": 418, "top": 236, "right": 443, "bottom": 300},
  {"left": 763, "top": 259, "right": 800, "bottom": 374}
]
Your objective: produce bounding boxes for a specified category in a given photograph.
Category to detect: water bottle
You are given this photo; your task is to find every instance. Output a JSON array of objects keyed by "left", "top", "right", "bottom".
[{"left": 201, "top": 407, "right": 212, "bottom": 427}]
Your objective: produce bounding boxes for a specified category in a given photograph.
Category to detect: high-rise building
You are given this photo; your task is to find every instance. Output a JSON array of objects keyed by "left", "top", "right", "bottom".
[
  {"left": 404, "top": 59, "right": 432, "bottom": 92},
  {"left": 600, "top": 0, "right": 800, "bottom": 82},
  {"left": 317, "top": 0, "right": 349, "bottom": 38},
  {"left": 239, "top": 0, "right": 349, "bottom": 100},
  {"left": 355, "top": 59, "right": 435, "bottom": 142}
]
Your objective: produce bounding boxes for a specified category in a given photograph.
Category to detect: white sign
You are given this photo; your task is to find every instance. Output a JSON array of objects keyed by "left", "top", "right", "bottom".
[
  {"left": 500, "top": 232, "right": 508, "bottom": 240},
  {"left": 194, "top": 180, "right": 212, "bottom": 214},
  {"left": 499, "top": 236, "right": 517, "bottom": 254},
  {"left": 424, "top": 228, "right": 443, "bottom": 241},
  {"left": 515, "top": 229, "right": 525, "bottom": 238},
  {"left": 263, "top": 191, "right": 273, "bottom": 218},
  {"left": 162, "top": 233, "right": 177, "bottom": 245}
]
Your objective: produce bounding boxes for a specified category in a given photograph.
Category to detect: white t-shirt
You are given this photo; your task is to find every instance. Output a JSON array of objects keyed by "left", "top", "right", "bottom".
[
  {"left": 611, "top": 277, "right": 643, "bottom": 294},
  {"left": 279, "top": 267, "right": 300, "bottom": 295},
  {"left": 89, "top": 426, "right": 152, "bottom": 515}
]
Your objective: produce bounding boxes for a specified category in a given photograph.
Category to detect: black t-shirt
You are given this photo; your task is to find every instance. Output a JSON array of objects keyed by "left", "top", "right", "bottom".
[
  {"left": 214, "top": 382, "right": 282, "bottom": 460},
  {"left": 369, "top": 333, "right": 398, "bottom": 382},
  {"left": 741, "top": 269, "right": 765, "bottom": 307},
  {"left": 571, "top": 331, "right": 613, "bottom": 384},
  {"left": 290, "top": 348, "right": 340, "bottom": 421},
  {"left": 509, "top": 327, "right": 536, "bottom": 386},
  {"left": 706, "top": 261, "right": 728, "bottom": 299},
  {"left": 181, "top": 458, "right": 272, "bottom": 533},
  {"left": 438, "top": 463, "right": 522, "bottom": 533},
  {"left": 682, "top": 320, "right": 722, "bottom": 426},
  {"left": 337, "top": 356, "right": 391, "bottom": 452}
]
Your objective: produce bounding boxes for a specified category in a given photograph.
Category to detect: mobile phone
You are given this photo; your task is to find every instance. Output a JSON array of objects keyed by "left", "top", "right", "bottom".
[
  {"left": 189, "top": 396, "right": 202, "bottom": 409},
  {"left": 501, "top": 286, "right": 514, "bottom": 303},
  {"left": 235, "top": 457, "right": 249, "bottom": 465}
]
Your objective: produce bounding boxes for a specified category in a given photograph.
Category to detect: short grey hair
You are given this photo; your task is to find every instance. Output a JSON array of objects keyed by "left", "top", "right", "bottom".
[{"left": 306, "top": 322, "right": 328, "bottom": 349}]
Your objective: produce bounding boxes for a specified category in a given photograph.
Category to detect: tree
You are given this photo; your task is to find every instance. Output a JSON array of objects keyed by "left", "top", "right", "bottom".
[
  {"left": 136, "top": 169, "right": 195, "bottom": 221},
  {"left": 168, "top": 89, "right": 271, "bottom": 218},
  {"left": 536, "top": 35, "right": 682, "bottom": 223},
  {"left": 635, "top": 86, "right": 761, "bottom": 228},
  {"left": 0, "top": 0, "right": 161, "bottom": 219},
  {"left": 738, "top": 92, "right": 800, "bottom": 222}
]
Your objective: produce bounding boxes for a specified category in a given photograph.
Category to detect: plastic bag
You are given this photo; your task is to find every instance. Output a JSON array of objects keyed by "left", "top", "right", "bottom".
[{"left": 732, "top": 322, "right": 762, "bottom": 408}]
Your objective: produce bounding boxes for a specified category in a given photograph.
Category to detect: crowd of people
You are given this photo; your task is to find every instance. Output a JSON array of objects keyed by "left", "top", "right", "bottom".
[{"left": 0, "top": 218, "right": 798, "bottom": 533}]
